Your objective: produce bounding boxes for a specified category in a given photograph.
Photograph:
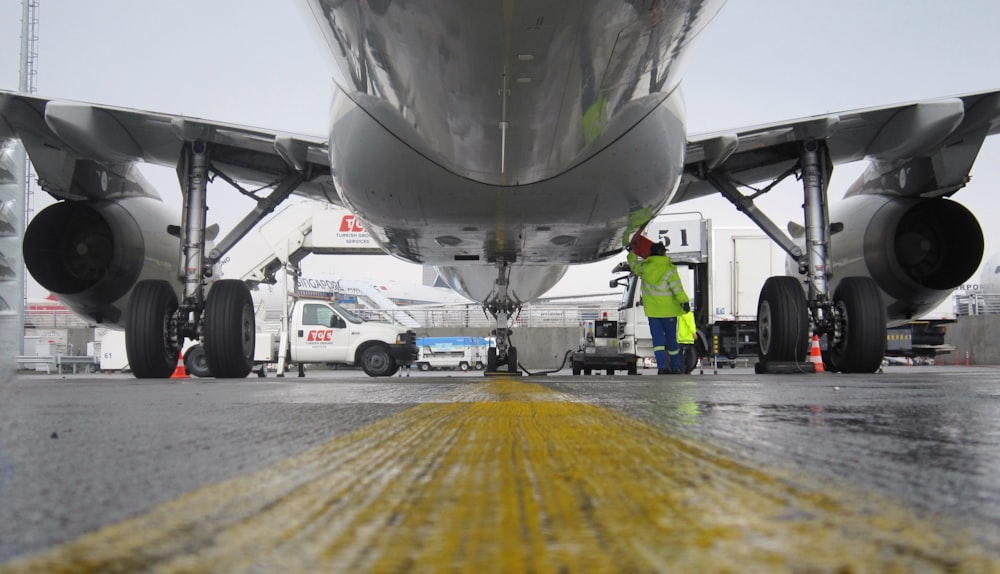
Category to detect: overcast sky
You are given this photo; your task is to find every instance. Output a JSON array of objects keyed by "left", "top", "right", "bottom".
[{"left": 2, "top": 0, "right": 999, "bottom": 302}]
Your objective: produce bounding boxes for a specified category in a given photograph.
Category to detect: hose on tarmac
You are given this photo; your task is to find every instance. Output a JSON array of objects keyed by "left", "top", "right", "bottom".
[{"left": 518, "top": 349, "right": 574, "bottom": 377}]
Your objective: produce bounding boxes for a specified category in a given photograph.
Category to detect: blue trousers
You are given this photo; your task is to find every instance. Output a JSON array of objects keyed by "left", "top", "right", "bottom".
[{"left": 649, "top": 316, "right": 680, "bottom": 372}]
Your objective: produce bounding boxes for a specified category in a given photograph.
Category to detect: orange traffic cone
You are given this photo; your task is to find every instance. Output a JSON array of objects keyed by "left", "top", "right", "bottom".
[
  {"left": 809, "top": 335, "right": 825, "bottom": 373},
  {"left": 171, "top": 351, "right": 190, "bottom": 379}
]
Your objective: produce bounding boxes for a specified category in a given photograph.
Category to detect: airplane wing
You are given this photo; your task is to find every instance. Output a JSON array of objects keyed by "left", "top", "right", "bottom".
[
  {"left": 0, "top": 90, "right": 337, "bottom": 203},
  {"left": 676, "top": 89, "right": 1000, "bottom": 204}
]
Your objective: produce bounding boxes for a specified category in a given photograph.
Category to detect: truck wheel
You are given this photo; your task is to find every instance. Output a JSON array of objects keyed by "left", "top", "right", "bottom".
[
  {"left": 572, "top": 361, "right": 582, "bottom": 375},
  {"left": 360, "top": 345, "right": 398, "bottom": 377},
  {"left": 627, "top": 360, "right": 638, "bottom": 375},
  {"left": 459, "top": 362, "right": 470, "bottom": 371},
  {"left": 417, "top": 362, "right": 430, "bottom": 371},
  {"left": 125, "top": 280, "right": 179, "bottom": 379},
  {"left": 475, "top": 361, "right": 484, "bottom": 370},
  {"left": 203, "top": 279, "right": 255, "bottom": 379},
  {"left": 183, "top": 344, "right": 212, "bottom": 378}
]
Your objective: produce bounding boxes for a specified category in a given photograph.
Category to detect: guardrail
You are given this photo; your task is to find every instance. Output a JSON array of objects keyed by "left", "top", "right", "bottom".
[
  {"left": 954, "top": 293, "right": 1000, "bottom": 316},
  {"left": 352, "top": 304, "right": 621, "bottom": 329},
  {"left": 23, "top": 309, "right": 91, "bottom": 329},
  {"left": 17, "top": 354, "right": 100, "bottom": 374}
]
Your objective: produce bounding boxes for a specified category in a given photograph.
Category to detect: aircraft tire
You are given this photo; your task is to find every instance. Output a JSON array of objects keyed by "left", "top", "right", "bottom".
[
  {"left": 184, "top": 344, "right": 212, "bottom": 378},
  {"left": 204, "top": 279, "right": 255, "bottom": 379},
  {"left": 360, "top": 345, "right": 399, "bottom": 377},
  {"left": 507, "top": 346, "right": 518, "bottom": 372},
  {"left": 757, "top": 276, "right": 809, "bottom": 364},
  {"left": 828, "top": 277, "right": 887, "bottom": 373},
  {"left": 487, "top": 347, "right": 498, "bottom": 371},
  {"left": 125, "top": 280, "right": 178, "bottom": 379}
]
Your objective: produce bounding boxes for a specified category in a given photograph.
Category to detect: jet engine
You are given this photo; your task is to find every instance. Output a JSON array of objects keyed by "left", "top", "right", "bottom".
[
  {"left": 825, "top": 195, "right": 983, "bottom": 323},
  {"left": 23, "top": 196, "right": 180, "bottom": 326}
]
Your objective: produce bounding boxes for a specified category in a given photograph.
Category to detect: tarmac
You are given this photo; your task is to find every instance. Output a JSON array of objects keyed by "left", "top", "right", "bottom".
[{"left": 1, "top": 365, "right": 998, "bottom": 571}]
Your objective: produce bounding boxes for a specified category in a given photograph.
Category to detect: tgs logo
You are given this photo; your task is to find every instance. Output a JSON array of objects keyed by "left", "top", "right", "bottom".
[
  {"left": 340, "top": 215, "right": 365, "bottom": 233},
  {"left": 307, "top": 330, "right": 333, "bottom": 342}
]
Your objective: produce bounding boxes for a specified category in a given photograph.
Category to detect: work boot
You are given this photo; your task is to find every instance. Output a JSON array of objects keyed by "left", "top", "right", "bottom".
[{"left": 657, "top": 368, "right": 672, "bottom": 375}]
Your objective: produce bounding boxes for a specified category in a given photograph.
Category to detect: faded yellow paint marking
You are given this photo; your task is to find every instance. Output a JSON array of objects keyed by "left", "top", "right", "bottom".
[{"left": 3, "top": 379, "right": 998, "bottom": 572}]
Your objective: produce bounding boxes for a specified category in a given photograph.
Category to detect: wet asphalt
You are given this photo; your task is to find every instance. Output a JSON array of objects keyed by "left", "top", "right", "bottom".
[{"left": 1, "top": 364, "right": 998, "bottom": 564}]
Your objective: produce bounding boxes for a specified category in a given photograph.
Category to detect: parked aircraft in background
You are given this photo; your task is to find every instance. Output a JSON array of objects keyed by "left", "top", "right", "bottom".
[{"left": 1, "top": 1, "right": 997, "bottom": 377}]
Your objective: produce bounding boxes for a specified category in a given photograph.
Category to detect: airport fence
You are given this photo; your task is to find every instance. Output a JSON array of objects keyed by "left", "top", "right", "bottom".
[
  {"left": 352, "top": 303, "right": 620, "bottom": 329},
  {"left": 954, "top": 292, "right": 1000, "bottom": 316},
  {"left": 24, "top": 308, "right": 90, "bottom": 329}
]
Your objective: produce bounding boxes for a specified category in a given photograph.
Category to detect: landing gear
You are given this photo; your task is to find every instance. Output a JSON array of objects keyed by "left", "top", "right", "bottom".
[
  {"left": 121, "top": 138, "right": 308, "bottom": 380},
  {"left": 125, "top": 280, "right": 179, "bottom": 378},
  {"left": 708, "top": 139, "right": 886, "bottom": 373},
  {"left": 825, "top": 277, "right": 886, "bottom": 373},
  {"left": 485, "top": 333, "right": 518, "bottom": 372},
  {"left": 483, "top": 262, "right": 522, "bottom": 375},
  {"left": 487, "top": 347, "right": 498, "bottom": 372},
  {"left": 756, "top": 277, "right": 809, "bottom": 364},
  {"left": 203, "top": 279, "right": 255, "bottom": 378}
]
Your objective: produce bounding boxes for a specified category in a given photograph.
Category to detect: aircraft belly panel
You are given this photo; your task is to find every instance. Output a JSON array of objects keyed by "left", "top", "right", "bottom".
[
  {"left": 328, "top": 93, "right": 685, "bottom": 268},
  {"left": 310, "top": 0, "right": 720, "bottom": 185}
]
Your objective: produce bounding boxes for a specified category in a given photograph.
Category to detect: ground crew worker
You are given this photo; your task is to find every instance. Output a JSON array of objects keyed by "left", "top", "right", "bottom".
[
  {"left": 677, "top": 309, "right": 697, "bottom": 374},
  {"left": 627, "top": 241, "right": 690, "bottom": 374}
]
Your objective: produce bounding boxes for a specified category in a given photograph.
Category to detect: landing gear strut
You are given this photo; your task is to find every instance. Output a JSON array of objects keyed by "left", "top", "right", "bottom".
[
  {"left": 483, "top": 262, "right": 522, "bottom": 375},
  {"left": 123, "top": 139, "right": 306, "bottom": 378},
  {"left": 708, "top": 140, "right": 886, "bottom": 373}
]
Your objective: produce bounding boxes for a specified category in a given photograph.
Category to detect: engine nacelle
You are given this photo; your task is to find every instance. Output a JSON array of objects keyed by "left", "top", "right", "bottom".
[
  {"left": 825, "top": 195, "right": 983, "bottom": 322},
  {"left": 24, "top": 196, "right": 181, "bottom": 326}
]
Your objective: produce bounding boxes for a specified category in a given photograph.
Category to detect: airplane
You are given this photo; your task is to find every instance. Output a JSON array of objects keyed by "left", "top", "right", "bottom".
[{"left": 1, "top": 1, "right": 997, "bottom": 378}]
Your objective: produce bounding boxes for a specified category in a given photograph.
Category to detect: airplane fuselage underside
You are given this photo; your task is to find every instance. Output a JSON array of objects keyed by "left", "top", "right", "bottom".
[
  {"left": 305, "top": 0, "right": 722, "bottom": 302},
  {"left": 328, "top": 92, "right": 685, "bottom": 301}
]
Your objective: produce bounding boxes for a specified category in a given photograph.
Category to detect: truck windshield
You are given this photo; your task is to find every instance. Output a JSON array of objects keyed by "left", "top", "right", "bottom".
[{"left": 329, "top": 301, "right": 365, "bottom": 324}]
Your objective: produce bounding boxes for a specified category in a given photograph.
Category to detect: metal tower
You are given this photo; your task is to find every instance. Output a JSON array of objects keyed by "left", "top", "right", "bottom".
[{"left": 20, "top": 0, "right": 39, "bottom": 250}]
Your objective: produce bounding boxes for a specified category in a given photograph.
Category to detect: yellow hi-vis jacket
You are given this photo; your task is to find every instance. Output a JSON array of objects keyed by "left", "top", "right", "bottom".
[
  {"left": 627, "top": 251, "right": 690, "bottom": 318},
  {"left": 677, "top": 311, "right": 696, "bottom": 344}
]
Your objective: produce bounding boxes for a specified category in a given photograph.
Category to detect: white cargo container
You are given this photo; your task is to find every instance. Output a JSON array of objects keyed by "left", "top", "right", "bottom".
[{"left": 611, "top": 215, "right": 781, "bottom": 370}]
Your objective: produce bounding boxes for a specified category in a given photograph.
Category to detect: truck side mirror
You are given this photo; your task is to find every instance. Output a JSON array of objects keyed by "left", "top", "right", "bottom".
[{"left": 610, "top": 275, "right": 629, "bottom": 289}]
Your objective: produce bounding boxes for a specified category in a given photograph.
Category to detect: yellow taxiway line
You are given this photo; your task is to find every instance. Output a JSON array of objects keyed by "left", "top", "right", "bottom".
[{"left": 3, "top": 379, "right": 997, "bottom": 572}]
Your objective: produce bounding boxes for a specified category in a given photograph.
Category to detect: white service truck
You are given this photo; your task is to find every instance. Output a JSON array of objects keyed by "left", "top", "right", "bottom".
[{"left": 184, "top": 298, "right": 417, "bottom": 378}]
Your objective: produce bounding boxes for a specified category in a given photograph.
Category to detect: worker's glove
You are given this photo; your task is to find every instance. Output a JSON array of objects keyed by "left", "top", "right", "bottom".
[
  {"left": 681, "top": 302, "right": 691, "bottom": 313},
  {"left": 612, "top": 261, "right": 631, "bottom": 273}
]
